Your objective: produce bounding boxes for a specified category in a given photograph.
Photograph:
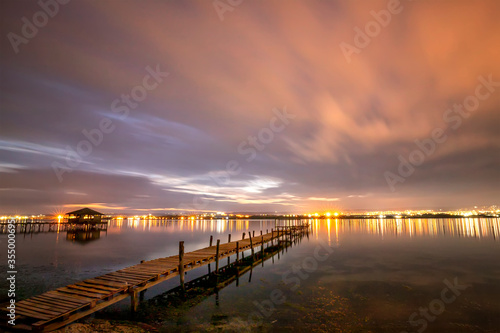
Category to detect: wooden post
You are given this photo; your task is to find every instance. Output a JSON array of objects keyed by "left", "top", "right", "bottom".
[
  {"left": 249, "top": 233, "right": 255, "bottom": 261},
  {"left": 227, "top": 234, "right": 231, "bottom": 266},
  {"left": 131, "top": 289, "right": 139, "bottom": 312},
  {"left": 179, "top": 241, "right": 185, "bottom": 292},
  {"left": 260, "top": 230, "right": 263, "bottom": 236},
  {"left": 261, "top": 236, "right": 264, "bottom": 267},
  {"left": 209, "top": 235, "right": 213, "bottom": 247},
  {"left": 253, "top": 230, "right": 255, "bottom": 237},
  {"left": 215, "top": 239, "right": 220, "bottom": 273},
  {"left": 271, "top": 228, "right": 274, "bottom": 246},
  {"left": 236, "top": 241, "right": 239, "bottom": 262},
  {"left": 242, "top": 232, "right": 246, "bottom": 239}
]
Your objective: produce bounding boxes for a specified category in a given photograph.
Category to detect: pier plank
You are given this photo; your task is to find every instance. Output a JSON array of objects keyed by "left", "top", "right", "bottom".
[
  {"left": 86, "top": 278, "right": 128, "bottom": 288},
  {"left": 31, "top": 296, "right": 77, "bottom": 307},
  {"left": 16, "top": 303, "right": 63, "bottom": 317},
  {"left": 57, "top": 287, "right": 104, "bottom": 299},
  {"left": 67, "top": 284, "right": 114, "bottom": 295},
  {"left": 44, "top": 291, "right": 92, "bottom": 304},
  {"left": 35, "top": 295, "right": 86, "bottom": 307},
  {"left": 76, "top": 282, "right": 122, "bottom": 292},
  {"left": 14, "top": 307, "right": 53, "bottom": 320},
  {"left": 19, "top": 299, "right": 73, "bottom": 312}
]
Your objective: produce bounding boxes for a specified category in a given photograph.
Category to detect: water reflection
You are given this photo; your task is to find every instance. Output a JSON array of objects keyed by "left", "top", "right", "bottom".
[
  {"left": 3, "top": 218, "right": 497, "bottom": 242},
  {"left": 112, "top": 218, "right": 251, "bottom": 234},
  {"left": 311, "top": 218, "right": 499, "bottom": 242},
  {"left": 2, "top": 216, "right": 499, "bottom": 332},
  {"left": 106, "top": 217, "right": 500, "bottom": 242},
  {"left": 66, "top": 229, "right": 101, "bottom": 244}
]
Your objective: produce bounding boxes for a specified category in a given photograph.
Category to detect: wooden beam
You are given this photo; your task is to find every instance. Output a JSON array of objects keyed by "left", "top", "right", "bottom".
[
  {"left": 179, "top": 241, "right": 185, "bottom": 292},
  {"left": 215, "top": 239, "right": 220, "bottom": 273}
]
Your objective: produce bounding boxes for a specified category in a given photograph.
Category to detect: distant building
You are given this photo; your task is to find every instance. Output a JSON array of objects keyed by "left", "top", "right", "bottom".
[{"left": 65, "top": 208, "right": 104, "bottom": 224}]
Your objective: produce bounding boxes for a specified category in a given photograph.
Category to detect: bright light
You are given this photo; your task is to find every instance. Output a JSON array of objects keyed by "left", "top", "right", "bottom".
[
  {"left": 334, "top": 212, "right": 339, "bottom": 217},
  {"left": 325, "top": 212, "right": 331, "bottom": 217}
]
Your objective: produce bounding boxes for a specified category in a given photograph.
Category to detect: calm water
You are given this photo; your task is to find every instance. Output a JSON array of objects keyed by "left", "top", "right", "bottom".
[{"left": 1, "top": 218, "right": 499, "bottom": 332}]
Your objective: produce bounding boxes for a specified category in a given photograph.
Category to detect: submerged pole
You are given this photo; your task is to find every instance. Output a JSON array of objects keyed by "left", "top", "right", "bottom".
[
  {"left": 131, "top": 289, "right": 139, "bottom": 312},
  {"left": 179, "top": 241, "right": 185, "bottom": 292},
  {"left": 215, "top": 239, "right": 220, "bottom": 273},
  {"left": 249, "top": 233, "right": 255, "bottom": 261},
  {"left": 236, "top": 241, "right": 239, "bottom": 262},
  {"left": 261, "top": 236, "right": 264, "bottom": 255},
  {"left": 261, "top": 236, "right": 264, "bottom": 266}
]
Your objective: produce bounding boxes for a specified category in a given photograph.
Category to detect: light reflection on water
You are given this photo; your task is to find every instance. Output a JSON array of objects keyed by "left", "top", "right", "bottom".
[
  {"left": 108, "top": 217, "right": 500, "bottom": 240},
  {"left": 313, "top": 218, "right": 500, "bottom": 243},
  {"left": 1, "top": 218, "right": 499, "bottom": 331},
  {"left": 111, "top": 217, "right": 254, "bottom": 234}
]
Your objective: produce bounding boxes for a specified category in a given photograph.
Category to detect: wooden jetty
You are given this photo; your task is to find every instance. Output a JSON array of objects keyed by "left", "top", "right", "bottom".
[
  {"left": 0, "top": 220, "right": 108, "bottom": 235},
  {"left": 2, "top": 224, "right": 309, "bottom": 332}
]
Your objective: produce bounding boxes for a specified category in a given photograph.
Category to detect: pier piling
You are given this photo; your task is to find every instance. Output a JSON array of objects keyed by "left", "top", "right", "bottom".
[
  {"left": 215, "top": 239, "right": 220, "bottom": 273},
  {"left": 179, "top": 241, "right": 185, "bottom": 292}
]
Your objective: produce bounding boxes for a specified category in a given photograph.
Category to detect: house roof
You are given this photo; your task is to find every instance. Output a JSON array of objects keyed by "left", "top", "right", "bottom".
[{"left": 66, "top": 208, "right": 104, "bottom": 216}]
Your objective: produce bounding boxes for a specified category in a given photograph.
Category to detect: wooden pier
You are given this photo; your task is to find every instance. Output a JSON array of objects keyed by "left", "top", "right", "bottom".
[
  {"left": 2, "top": 224, "right": 309, "bottom": 332},
  {"left": 0, "top": 221, "right": 108, "bottom": 235}
]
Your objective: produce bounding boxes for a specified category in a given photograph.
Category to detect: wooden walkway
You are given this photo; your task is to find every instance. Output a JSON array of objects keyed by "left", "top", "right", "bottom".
[{"left": 2, "top": 224, "right": 309, "bottom": 332}]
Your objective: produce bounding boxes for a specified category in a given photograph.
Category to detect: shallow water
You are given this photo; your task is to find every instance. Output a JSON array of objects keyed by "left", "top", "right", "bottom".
[{"left": 1, "top": 218, "right": 499, "bottom": 332}]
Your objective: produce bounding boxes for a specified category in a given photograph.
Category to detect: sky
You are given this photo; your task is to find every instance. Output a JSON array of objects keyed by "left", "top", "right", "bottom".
[{"left": 1, "top": 0, "right": 499, "bottom": 215}]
